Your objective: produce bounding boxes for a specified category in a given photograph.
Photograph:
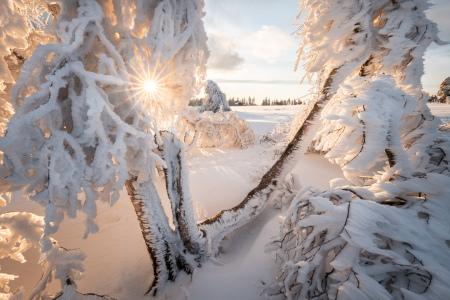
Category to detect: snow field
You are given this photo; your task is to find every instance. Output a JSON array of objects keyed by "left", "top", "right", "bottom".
[
  {"left": 428, "top": 103, "right": 450, "bottom": 123},
  {"left": 1, "top": 103, "right": 448, "bottom": 299}
]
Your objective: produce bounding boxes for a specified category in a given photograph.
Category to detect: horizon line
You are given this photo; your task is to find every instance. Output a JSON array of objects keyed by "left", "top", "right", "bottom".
[{"left": 210, "top": 79, "right": 308, "bottom": 85}]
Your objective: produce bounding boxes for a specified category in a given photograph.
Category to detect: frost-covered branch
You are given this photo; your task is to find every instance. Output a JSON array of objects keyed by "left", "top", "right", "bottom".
[
  {"left": 308, "top": 75, "right": 416, "bottom": 184},
  {"left": 0, "top": 212, "right": 89, "bottom": 300}
]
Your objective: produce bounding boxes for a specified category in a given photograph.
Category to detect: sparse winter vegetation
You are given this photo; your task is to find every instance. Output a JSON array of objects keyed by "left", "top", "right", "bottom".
[{"left": 0, "top": 0, "right": 448, "bottom": 299}]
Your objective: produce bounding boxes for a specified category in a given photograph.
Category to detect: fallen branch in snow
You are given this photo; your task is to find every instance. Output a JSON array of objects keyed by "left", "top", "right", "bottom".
[{"left": 52, "top": 291, "right": 116, "bottom": 300}]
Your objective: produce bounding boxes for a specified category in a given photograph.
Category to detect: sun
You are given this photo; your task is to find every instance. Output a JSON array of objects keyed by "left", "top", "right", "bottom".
[
  {"left": 119, "top": 50, "right": 174, "bottom": 111},
  {"left": 143, "top": 80, "right": 158, "bottom": 93}
]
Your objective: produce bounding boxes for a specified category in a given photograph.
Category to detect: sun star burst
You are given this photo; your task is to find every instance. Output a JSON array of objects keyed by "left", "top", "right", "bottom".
[{"left": 143, "top": 80, "right": 158, "bottom": 94}]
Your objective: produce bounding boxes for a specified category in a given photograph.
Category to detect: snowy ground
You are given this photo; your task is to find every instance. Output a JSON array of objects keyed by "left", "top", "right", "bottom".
[
  {"left": 2, "top": 103, "right": 448, "bottom": 300},
  {"left": 233, "top": 105, "right": 300, "bottom": 135},
  {"left": 428, "top": 103, "right": 450, "bottom": 124}
]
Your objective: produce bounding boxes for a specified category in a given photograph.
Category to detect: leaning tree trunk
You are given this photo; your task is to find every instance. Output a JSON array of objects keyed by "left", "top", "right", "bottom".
[
  {"left": 197, "top": 95, "right": 325, "bottom": 253},
  {"left": 198, "top": 68, "right": 341, "bottom": 254}
]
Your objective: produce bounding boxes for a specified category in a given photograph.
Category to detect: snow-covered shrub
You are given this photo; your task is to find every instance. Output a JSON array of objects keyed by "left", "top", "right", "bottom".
[
  {"left": 266, "top": 172, "right": 450, "bottom": 299},
  {"left": 181, "top": 80, "right": 255, "bottom": 149},
  {"left": 198, "top": 80, "right": 230, "bottom": 113},
  {"left": 178, "top": 107, "right": 255, "bottom": 150},
  {"left": 435, "top": 77, "right": 450, "bottom": 104}
]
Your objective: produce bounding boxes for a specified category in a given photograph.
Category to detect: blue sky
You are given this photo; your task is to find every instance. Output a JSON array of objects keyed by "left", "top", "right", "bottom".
[{"left": 203, "top": 0, "right": 450, "bottom": 103}]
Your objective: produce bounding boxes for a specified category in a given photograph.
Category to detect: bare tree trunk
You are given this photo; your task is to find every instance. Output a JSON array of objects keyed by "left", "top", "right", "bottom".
[
  {"left": 157, "top": 131, "right": 206, "bottom": 257},
  {"left": 125, "top": 177, "right": 193, "bottom": 296}
]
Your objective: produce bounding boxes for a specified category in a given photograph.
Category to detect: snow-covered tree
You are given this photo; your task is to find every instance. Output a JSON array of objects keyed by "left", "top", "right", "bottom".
[
  {"left": 265, "top": 0, "right": 450, "bottom": 298},
  {"left": 0, "top": 0, "right": 210, "bottom": 296},
  {"left": 435, "top": 77, "right": 450, "bottom": 104},
  {"left": 0, "top": 0, "right": 267, "bottom": 297},
  {"left": 298, "top": 0, "right": 447, "bottom": 176},
  {"left": 198, "top": 80, "right": 230, "bottom": 113}
]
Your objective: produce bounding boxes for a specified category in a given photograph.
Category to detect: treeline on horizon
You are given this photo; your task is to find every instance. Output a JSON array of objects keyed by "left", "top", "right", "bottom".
[{"left": 189, "top": 97, "right": 303, "bottom": 107}]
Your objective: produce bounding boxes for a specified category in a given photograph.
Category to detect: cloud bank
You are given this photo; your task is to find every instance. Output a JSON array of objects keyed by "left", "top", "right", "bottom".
[{"left": 207, "top": 30, "right": 245, "bottom": 71}]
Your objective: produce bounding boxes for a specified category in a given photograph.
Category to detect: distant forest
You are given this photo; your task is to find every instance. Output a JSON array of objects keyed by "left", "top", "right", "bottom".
[{"left": 189, "top": 97, "right": 303, "bottom": 106}]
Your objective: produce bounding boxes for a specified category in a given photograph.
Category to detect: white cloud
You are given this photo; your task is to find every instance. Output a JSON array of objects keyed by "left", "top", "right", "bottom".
[
  {"left": 244, "top": 26, "right": 297, "bottom": 64},
  {"left": 207, "top": 30, "right": 245, "bottom": 71}
]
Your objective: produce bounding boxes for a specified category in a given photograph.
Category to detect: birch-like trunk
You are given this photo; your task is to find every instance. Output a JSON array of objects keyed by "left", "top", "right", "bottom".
[
  {"left": 157, "top": 131, "right": 206, "bottom": 256},
  {"left": 125, "top": 177, "right": 194, "bottom": 296}
]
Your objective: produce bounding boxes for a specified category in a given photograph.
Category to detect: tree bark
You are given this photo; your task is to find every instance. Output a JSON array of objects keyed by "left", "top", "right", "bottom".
[
  {"left": 157, "top": 131, "right": 206, "bottom": 257},
  {"left": 125, "top": 177, "right": 193, "bottom": 296}
]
